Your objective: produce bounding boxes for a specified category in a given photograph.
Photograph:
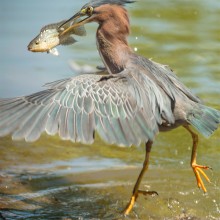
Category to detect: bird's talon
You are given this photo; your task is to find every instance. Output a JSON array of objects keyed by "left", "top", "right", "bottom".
[
  {"left": 192, "top": 163, "right": 211, "bottom": 192},
  {"left": 123, "top": 189, "right": 158, "bottom": 215},
  {"left": 123, "top": 195, "right": 137, "bottom": 215},
  {"left": 192, "top": 164, "right": 210, "bottom": 170}
]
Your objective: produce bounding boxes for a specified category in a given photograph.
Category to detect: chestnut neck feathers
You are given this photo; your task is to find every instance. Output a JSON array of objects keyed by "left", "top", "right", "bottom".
[{"left": 91, "top": 5, "right": 132, "bottom": 74}]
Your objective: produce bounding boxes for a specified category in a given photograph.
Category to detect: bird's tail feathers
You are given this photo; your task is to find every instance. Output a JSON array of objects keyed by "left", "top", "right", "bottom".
[{"left": 187, "top": 104, "right": 220, "bottom": 138}]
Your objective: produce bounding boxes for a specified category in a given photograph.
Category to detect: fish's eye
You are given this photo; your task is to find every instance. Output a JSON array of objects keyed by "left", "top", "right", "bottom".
[
  {"left": 35, "top": 41, "right": 39, "bottom": 45},
  {"left": 86, "top": 6, "right": 93, "bottom": 16}
]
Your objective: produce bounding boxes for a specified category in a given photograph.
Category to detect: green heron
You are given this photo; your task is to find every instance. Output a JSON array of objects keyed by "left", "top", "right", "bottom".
[{"left": 0, "top": 0, "right": 220, "bottom": 215}]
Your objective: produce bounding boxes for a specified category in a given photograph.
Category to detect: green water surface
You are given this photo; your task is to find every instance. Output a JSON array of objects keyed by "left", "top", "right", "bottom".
[{"left": 0, "top": 0, "right": 220, "bottom": 219}]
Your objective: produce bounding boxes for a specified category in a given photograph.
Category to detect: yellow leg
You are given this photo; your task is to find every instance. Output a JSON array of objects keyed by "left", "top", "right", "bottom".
[
  {"left": 184, "top": 125, "right": 211, "bottom": 192},
  {"left": 123, "top": 141, "right": 158, "bottom": 215}
]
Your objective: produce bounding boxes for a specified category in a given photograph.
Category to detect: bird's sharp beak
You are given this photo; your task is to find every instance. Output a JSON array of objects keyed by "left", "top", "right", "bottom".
[
  {"left": 59, "top": 12, "right": 82, "bottom": 29},
  {"left": 59, "top": 11, "right": 91, "bottom": 36}
]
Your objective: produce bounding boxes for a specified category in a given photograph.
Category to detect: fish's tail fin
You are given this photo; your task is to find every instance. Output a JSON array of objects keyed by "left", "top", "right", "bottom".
[{"left": 187, "top": 104, "right": 220, "bottom": 137}]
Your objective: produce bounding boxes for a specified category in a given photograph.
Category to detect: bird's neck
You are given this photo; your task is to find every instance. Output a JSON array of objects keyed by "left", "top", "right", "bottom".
[{"left": 96, "top": 20, "right": 132, "bottom": 74}]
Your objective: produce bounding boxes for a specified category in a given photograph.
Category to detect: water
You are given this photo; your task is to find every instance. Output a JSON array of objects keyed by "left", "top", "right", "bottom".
[{"left": 0, "top": 0, "right": 220, "bottom": 219}]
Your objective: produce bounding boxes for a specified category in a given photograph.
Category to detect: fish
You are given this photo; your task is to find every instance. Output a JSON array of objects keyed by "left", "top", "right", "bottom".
[{"left": 28, "top": 20, "right": 86, "bottom": 56}]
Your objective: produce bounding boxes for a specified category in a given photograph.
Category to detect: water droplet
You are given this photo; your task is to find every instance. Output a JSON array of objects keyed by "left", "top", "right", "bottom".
[{"left": 194, "top": 200, "right": 199, "bottom": 204}]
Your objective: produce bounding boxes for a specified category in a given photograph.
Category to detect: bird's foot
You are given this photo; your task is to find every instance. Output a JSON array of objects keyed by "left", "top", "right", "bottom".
[
  {"left": 192, "top": 163, "right": 211, "bottom": 193},
  {"left": 123, "top": 194, "right": 137, "bottom": 215},
  {"left": 123, "top": 190, "right": 158, "bottom": 215}
]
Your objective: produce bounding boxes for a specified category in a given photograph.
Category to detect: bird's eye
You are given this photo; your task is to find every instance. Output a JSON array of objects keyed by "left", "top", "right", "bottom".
[{"left": 86, "top": 6, "right": 93, "bottom": 16}]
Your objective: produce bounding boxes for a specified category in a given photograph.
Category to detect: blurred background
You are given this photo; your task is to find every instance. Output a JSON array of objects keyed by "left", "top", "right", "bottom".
[{"left": 0, "top": 0, "right": 220, "bottom": 219}]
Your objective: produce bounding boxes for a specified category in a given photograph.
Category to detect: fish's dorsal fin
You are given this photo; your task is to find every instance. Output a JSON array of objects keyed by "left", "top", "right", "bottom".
[
  {"left": 41, "top": 20, "right": 66, "bottom": 32},
  {"left": 59, "top": 18, "right": 86, "bottom": 36},
  {"left": 71, "top": 25, "right": 86, "bottom": 36},
  {"left": 60, "top": 36, "right": 77, "bottom": 46}
]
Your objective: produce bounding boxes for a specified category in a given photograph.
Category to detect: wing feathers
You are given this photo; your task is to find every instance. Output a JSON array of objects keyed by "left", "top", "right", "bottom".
[{"left": 0, "top": 73, "right": 168, "bottom": 146}]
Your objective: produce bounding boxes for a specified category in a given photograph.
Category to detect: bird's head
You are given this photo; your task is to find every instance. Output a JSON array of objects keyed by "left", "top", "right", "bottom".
[{"left": 59, "top": 0, "right": 135, "bottom": 36}]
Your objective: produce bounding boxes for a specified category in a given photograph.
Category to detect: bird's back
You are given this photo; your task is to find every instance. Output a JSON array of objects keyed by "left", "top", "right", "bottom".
[{"left": 125, "top": 53, "right": 220, "bottom": 135}]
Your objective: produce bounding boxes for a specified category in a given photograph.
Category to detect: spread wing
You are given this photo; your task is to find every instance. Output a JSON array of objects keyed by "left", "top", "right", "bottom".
[{"left": 0, "top": 73, "right": 161, "bottom": 147}]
